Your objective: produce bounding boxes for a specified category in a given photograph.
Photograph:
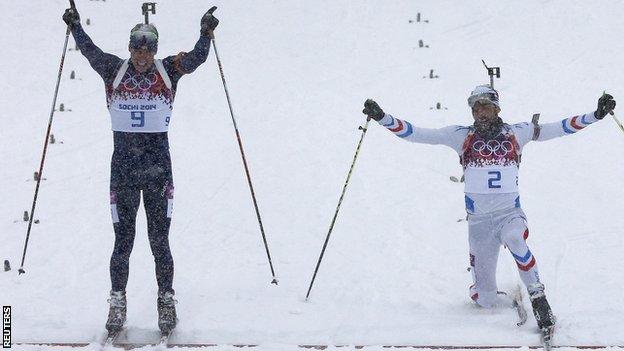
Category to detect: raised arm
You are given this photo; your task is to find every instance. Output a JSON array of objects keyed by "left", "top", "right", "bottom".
[
  {"left": 363, "top": 99, "right": 468, "bottom": 153},
  {"left": 512, "top": 94, "right": 617, "bottom": 147},
  {"left": 63, "top": 8, "right": 123, "bottom": 83},
  {"left": 162, "top": 7, "right": 219, "bottom": 83}
]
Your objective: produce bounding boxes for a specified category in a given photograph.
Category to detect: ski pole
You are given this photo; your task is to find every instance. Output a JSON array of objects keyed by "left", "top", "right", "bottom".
[
  {"left": 19, "top": 0, "right": 76, "bottom": 275},
  {"left": 305, "top": 117, "right": 372, "bottom": 300},
  {"left": 210, "top": 33, "right": 278, "bottom": 285},
  {"left": 610, "top": 112, "right": 624, "bottom": 134},
  {"left": 601, "top": 91, "right": 622, "bottom": 134}
]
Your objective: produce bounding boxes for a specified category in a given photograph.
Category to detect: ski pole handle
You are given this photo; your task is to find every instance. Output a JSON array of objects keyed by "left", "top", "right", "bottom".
[
  {"left": 69, "top": 0, "right": 76, "bottom": 9},
  {"left": 202, "top": 6, "right": 218, "bottom": 39}
]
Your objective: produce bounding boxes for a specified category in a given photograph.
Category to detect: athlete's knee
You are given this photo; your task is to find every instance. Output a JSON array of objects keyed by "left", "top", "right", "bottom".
[
  {"left": 151, "top": 244, "right": 172, "bottom": 258},
  {"left": 152, "top": 250, "right": 173, "bottom": 272},
  {"left": 110, "top": 251, "right": 131, "bottom": 269},
  {"left": 112, "top": 235, "right": 134, "bottom": 258},
  {"left": 150, "top": 238, "right": 172, "bottom": 261},
  {"left": 503, "top": 232, "right": 527, "bottom": 253},
  {"left": 502, "top": 221, "right": 530, "bottom": 253}
]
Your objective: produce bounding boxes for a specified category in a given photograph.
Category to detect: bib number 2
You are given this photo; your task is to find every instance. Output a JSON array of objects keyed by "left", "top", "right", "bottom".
[{"left": 488, "top": 171, "right": 501, "bottom": 189}]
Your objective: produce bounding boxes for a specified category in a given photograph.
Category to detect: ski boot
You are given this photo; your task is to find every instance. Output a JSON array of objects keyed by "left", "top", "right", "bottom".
[
  {"left": 157, "top": 290, "right": 177, "bottom": 334},
  {"left": 529, "top": 283, "right": 556, "bottom": 349},
  {"left": 105, "top": 290, "right": 127, "bottom": 333},
  {"left": 528, "top": 283, "right": 555, "bottom": 329}
]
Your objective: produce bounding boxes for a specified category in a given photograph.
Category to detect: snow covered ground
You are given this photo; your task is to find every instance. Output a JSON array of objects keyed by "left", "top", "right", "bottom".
[{"left": 1, "top": 0, "right": 623, "bottom": 350}]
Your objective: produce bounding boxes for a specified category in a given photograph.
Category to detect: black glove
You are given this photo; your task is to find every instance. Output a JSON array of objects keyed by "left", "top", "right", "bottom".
[
  {"left": 201, "top": 6, "right": 219, "bottom": 37},
  {"left": 62, "top": 8, "right": 80, "bottom": 28},
  {"left": 595, "top": 93, "right": 616, "bottom": 120},
  {"left": 362, "top": 99, "right": 384, "bottom": 121}
]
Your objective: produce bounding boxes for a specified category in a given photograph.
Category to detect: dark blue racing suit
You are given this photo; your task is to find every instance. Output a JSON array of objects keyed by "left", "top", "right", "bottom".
[{"left": 72, "top": 23, "right": 211, "bottom": 294}]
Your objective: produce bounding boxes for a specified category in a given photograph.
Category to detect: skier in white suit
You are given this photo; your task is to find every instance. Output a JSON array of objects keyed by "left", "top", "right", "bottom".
[{"left": 362, "top": 86, "right": 616, "bottom": 331}]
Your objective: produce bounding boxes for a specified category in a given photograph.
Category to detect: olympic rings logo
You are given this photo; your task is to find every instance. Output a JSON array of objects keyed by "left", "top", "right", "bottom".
[
  {"left": 472, "top": 139, "right": 514, "bottom": 157},
  {"left": 122, "top": 72, "right": 159, "bottom": 92}
]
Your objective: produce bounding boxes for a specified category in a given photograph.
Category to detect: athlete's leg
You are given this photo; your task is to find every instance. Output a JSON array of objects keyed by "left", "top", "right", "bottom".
[
  {"left": 110, "top": 185, "right": 141, "bottom": 291},
  {"left": 500, "top": 216, "right": 555, "bottom": 329},
  {"left": 143, "top": 178, "right": 174, "bottom": 293},
  {"left": 468, "top": 215, "right": 502, "bottom": 308},
  {"left": 500, "top": 217, "right": 541, "bottom": 288}
]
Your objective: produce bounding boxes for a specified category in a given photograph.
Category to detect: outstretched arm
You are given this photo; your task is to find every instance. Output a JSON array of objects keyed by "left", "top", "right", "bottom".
[
  {"left": 162, "top": 37, "right": 212, "bottom": 79},
  {"left": 378, "top": 114, "right": 468, "bottom": 152},
  {"left": 363, "top": 99, "right": 468, "bottom": 153},
  {"left": 513, "top": 94, "right": 617, "bottom": 147},
  {"left": 71, "top": 24, "right": 123, "bottom": 82},
  {"left": 63, "top": 7, "right": 122, "bottom": 83},
  {"left": 162, "top": 7, "right": 218, "bottom": 81}
]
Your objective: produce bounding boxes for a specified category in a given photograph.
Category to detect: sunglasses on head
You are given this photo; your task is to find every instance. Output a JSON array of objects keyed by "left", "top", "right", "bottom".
[
  {"left": 129, "top": 33, "right": 158, "bottom": 52},
  {"left": 468, "top": 92, "right": 498, "bottom": 108}
]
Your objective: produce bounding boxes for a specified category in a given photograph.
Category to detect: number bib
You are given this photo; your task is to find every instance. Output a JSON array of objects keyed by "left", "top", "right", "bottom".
[
  {"left": 463, "top": 166, "right": 518, "bottom": 194},
  {"left": 109, "top": 99, "right": 171, "bottom": 132},
  {"left": 460, "top": 127, "right": 522, "bottom": 194},
  {"left": 107, "top": 60, "right": 174, "bottom": 133}
]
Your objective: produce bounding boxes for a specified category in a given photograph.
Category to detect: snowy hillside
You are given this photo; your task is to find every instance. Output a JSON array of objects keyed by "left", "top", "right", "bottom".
[{"left": 1, "top": 0, "right": 623, "bottom": 349}]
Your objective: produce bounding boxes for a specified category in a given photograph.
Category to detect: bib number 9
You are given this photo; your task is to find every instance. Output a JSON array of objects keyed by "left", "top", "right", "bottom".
[
  {"left": 131, "top": 111, "right": 145, "bottom": 128},
  {"left": 488, "top": 171, "right": 502, "bottom": 189}
]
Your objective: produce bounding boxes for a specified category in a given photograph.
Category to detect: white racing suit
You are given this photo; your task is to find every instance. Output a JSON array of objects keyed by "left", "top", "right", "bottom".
[{"left": 377, "top": 111, "right": 599, "bottom": 307}]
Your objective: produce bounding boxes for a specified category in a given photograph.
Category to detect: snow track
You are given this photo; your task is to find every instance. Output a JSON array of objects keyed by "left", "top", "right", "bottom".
[{"left": 13, "top": 343, "right": 624, "bottom": 350}]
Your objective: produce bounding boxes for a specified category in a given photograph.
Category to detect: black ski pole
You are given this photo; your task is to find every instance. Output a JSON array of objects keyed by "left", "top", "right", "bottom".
[
  {"left": 210, "top": 31, "right": 278, "bottom": 285},
  {"left": 305, "top": 117, "right": 372, "bottom": 300},
  {"left": 18, "top": 0, "right": 76, "bottom": 275}
]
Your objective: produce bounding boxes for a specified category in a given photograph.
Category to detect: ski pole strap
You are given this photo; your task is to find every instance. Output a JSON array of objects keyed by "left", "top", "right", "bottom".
[{"left": 531, "top": 113, "right": 541, "bottom": 140}]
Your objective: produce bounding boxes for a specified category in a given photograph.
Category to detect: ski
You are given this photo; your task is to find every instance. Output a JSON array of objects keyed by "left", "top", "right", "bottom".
[
  {"left": 541, "top": 325, "right": 555, "bottom": 350},
  {"left": 13, "top": 343, "right": 624, "bottom": 349},
  {"left": 158, "top": 330, "right": 173, "bottom": 347},
  {"left": 101, "top": 329, "right": 122, "bottom": 349},
  {"left": 496, "top": 288, "right": 527, "bottom": 327},
  {"left": 511, "top": 286, "right": 528, "bottom": 326}
]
